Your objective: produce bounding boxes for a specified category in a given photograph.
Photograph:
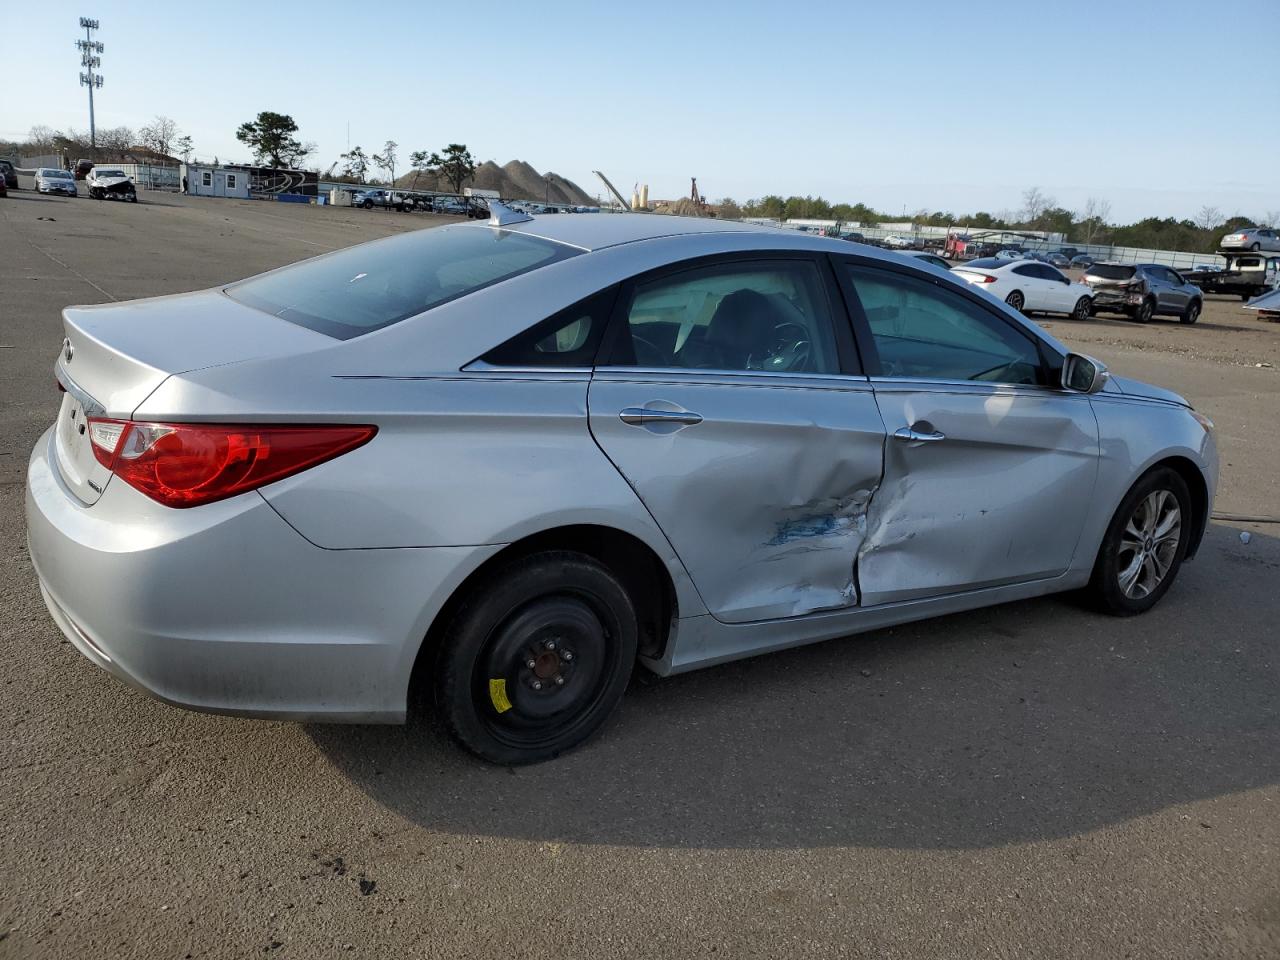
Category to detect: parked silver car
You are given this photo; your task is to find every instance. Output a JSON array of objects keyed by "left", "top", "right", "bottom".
[
  {"left": 35, "top": 168, "right": 78, "bottom": 196},
  {"left": 26, "top": 212, "right": 1218, "bottom": 763},
  {"left": 1219, "top": 227, "right": 1280, "bottom": 252}
]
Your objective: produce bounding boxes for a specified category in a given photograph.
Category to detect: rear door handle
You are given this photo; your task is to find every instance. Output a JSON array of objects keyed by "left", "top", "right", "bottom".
[
  {"left": 619, "top": 407, "right": 703, "bottom": 426},
  {"left": 894, "top": 426, "right": 946, "bottom": 443}
]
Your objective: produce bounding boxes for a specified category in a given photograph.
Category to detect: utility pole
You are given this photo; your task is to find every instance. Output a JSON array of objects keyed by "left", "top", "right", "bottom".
[{"left": 76, "top": 17, "right": 104, "bottom": 150}]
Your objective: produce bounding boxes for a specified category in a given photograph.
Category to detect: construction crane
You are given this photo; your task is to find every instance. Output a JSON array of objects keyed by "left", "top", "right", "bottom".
[{"left": 593, "top": 170, "right": 635, "bottom": 212}]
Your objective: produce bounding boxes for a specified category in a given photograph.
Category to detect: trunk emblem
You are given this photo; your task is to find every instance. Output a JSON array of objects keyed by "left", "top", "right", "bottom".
[{"left": 62, "top": 338, "right": 74, "bottom": 363}]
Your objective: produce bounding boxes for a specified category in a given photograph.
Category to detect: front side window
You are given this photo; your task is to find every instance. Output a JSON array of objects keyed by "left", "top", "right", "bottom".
[
  {"left": 227, "top": 226, "right": 579, "bottom": 339},
  {"left": 845, "top": 265, "right": 1044, "bottom": 385},
  {"left": 607, "top": 259, "right": 840, "bottom": 374}
]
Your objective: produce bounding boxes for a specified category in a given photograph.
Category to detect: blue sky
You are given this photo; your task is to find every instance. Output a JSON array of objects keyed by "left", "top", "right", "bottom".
[{"left": 3, "top": 0, "right": 1275, "bottom": 222}]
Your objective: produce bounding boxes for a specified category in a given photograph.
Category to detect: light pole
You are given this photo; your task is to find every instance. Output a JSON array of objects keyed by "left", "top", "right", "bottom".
[
  {"left": 76, "top": 17, "right": 104, "bottom": 151},
  {"left": 545, "top": 175, "right": 554, "bottom": 206}
]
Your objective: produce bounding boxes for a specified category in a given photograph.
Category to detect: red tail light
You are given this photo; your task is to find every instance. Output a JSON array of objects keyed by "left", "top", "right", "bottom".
[
  {"left": 85, "top": 419, "right": 377, "bottom": 508},
  {"left": 977, "top": 274, "right": 998, "bottom": 283}
]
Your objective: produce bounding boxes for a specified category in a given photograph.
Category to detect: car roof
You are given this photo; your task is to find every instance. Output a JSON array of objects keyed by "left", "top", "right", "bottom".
[{"left": 459, "top": 212, "right": 784, "bottom": 253}]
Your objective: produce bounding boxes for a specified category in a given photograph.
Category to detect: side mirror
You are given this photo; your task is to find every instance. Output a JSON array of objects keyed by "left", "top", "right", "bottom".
[{"left": 1062, "top": 353, "right": 1109, "bottom": 394}]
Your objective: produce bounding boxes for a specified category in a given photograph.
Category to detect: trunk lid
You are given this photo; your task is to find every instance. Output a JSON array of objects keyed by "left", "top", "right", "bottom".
[{"left": 53, "top": 289, "right": 335, "bottom": 505}]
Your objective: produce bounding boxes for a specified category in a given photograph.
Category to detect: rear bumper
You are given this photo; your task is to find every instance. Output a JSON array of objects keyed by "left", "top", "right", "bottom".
[
  {"left": 1089, "top": 289, "right": 1143, "bottom": 310},
  {"left": 25, "top": 427, "right": 500, "bottom": 722}
]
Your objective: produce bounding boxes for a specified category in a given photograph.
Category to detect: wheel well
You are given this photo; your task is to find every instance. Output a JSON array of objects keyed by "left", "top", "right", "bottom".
[
  {"left": 409, "top": 525, "right": 677, "bottom": 703},
  {"left": 1153, "top": 456, "right": 1209, "bottom": 559}
]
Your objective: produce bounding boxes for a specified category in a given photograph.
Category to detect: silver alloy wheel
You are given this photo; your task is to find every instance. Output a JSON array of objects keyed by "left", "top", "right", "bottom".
[
  {"left": 1073, "top": 296, "right": 1091, "bottom": 320},
  {"left": 1116, "top": 490, "right": 1181, "bottom": 599}
]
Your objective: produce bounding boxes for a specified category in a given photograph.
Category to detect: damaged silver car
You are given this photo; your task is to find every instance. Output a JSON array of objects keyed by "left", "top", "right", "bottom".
[{"left": 26, "top": 209, "right": 1218, "bottom": 764}]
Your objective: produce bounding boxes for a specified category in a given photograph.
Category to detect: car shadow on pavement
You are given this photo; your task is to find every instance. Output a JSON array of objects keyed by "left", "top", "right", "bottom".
[{"left": 308, "top": 522, "right": 1280, "bottom": 850}]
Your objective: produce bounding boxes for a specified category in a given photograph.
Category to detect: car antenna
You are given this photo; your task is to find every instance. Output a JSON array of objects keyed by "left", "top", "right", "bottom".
[{"left": 488, "top": 200, "right": 534, "bottom": 227}]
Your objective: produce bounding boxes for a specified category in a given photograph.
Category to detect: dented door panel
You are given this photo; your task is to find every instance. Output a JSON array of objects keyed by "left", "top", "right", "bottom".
[
  {"left": 589, "top": 371, "right": 886, "bottom": 623},
  {"left": 859, "top": 381, "right": 1099, "bottom": 606}
]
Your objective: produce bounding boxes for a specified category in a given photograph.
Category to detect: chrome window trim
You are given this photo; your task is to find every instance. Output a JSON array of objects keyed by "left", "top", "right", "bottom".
[
  {"left": 593, "top": 365, "right": 874, "bottom": 392},
  {"left": 867, "top": 376, "right": 1082, "bottom": 399}
]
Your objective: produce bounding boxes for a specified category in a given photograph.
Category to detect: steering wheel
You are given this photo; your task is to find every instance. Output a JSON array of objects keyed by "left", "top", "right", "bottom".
[{"left": 749, "top": 322, "right": 813, "bottom": 372}]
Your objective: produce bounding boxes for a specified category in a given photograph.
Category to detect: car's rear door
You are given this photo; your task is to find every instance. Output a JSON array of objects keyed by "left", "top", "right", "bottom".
[
  {"left": 588, "top": 253, "right": 886, "bottom": 623},
  {"left": 1009, "top": 263, "right": 1054, "bottom": 311},
  {"left": 835, "top": 257, "right": 1099, "bottom": 606}
]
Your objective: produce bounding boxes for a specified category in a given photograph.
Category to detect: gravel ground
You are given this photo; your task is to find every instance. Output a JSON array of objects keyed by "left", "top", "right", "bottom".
[{"left": 1, "top": 187, "right": 1278, "bottom": 960}]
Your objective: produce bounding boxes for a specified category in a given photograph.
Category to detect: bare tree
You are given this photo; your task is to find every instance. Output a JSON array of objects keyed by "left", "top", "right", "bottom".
[
  {"left": 139, "top": 115, "right": 180, "bottom": 157},
  {"left": 1020, "top": 186, "right": 1054, "bottom": 226},
  {"left": 1262, "top": 210, "right": 1280, "bottom": 229},
  {"left": 372, "top": 140, "right": 398, "bottom": 186},
  {"left": 26, "top": 125, "right": 58, "bottom": 153},
  {"left": 1195, "top": 205, "right": 1224, "bottom": 231},
  {"left": 1077, "top": 196, "right": 1111, "bottom": 244},
  {"left": 174, "top": 135, "right": 194, "bottom": 163}
]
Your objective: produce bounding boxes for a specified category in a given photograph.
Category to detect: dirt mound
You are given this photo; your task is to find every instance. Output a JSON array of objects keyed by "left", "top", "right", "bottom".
[{"left": 396, "top": 159, "right": 595, "bottom": 205}]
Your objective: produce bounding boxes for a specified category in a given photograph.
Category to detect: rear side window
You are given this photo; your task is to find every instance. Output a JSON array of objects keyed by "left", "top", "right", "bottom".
[
  {"left": 482, "top": 287, "right": 618, "bottom": 367},
  {"left": 1088, "top": 264, "right": 1136, "bottom": 280},
  {"left": 227, "top": 227, "right": 580, "bottom": 339}
]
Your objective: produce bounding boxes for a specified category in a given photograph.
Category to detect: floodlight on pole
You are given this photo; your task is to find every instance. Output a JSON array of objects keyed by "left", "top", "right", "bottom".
[{"left": 76, "top": 17, "right": 103, "bottom": 150}]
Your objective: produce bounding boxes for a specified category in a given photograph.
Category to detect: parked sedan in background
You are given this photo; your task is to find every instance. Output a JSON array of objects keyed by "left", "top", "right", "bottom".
[
  {"left": 1046, "top": 252, "right": 1071, "bottom": 268},
  {"left": 1083, "top": 263, "right": 1203, "bottom": 323},
  {"left": 1071, "top": 254, "right": 1096, "bottom": 269},
  {"left": 0, "top": 158, "right": 18, "bottom": 189},
  {"left": 882, "top": 235, "right": 914, "bottom": 249},
  {"left": 35, "top": 168, "right": 77, "bottom": 197},
  {"left": 26, "top": 211, "right": 1216, "bottom": 765},
  {"left": 1219, "top": 227, "right": 1280, "bottom": 252},
  {"left": 954, "top": 257, "right": 1095, "bottom": 318}
]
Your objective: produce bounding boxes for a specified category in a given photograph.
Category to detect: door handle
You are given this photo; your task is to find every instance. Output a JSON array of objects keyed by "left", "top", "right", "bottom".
[
  {"left": 893, "top": 426, "right": 946, "bottom": 443},
  {"left": 619, "top": 407, "right": 703, "bottom": 426}
]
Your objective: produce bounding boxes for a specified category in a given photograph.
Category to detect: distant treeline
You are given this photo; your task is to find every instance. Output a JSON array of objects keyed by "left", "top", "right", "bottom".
[{"left": 713, "top": 191, "right": 1277, "bottom": 255}]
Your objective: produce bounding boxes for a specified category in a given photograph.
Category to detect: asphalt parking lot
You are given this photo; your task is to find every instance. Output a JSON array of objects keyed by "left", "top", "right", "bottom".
[{"left": 2, "top": 187, "right": 1278, "bottom": 959}]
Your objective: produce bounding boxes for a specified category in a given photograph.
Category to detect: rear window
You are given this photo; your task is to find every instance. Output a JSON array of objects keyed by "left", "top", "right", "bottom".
[
  {"left": 1088, "top": 264, "right": 1136, "bottom": 280},
  {"left": 963, "top": 258, "right": 1005, "bottom": 269},
  {"left": 226, "top": 227, "right": 579, "bottom": 339}
]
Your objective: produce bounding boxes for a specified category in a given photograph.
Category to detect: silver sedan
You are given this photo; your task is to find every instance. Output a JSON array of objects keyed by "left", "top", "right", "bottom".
[
  {"left": 1219, "top": 227, "right": 1280, "bottom": 252},
  {"left": 26, "top": 209, "right": 1218, "bottom": 764}
]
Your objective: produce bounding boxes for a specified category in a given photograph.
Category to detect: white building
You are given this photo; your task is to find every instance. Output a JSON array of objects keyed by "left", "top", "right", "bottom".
[{"left": 181, "top": 163, "right": 250, "bottom": 199}]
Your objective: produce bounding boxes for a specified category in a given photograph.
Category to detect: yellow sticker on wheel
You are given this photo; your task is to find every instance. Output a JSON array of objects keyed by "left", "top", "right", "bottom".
[{"left": 488, "top": 678, "right": 513, "bottom": 714}]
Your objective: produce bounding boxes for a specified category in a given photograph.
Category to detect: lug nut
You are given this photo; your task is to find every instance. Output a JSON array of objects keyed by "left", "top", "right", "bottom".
[
  {"left": 531, "top": 680, "right": 543, "bottom": 691},
  {"left": 545, "top": 640, "right": 557, "bottom": 651},
  {"left": 554, "top": 676, "right": 565, "bottom": 686},
  {"left": 562, "top": 651, "right": 573, "bottom": 662},
  {"left": 526, "top": 659, "right": 536, "bottom": 669}
]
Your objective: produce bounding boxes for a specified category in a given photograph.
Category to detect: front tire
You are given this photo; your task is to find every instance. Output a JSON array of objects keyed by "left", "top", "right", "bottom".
[
  {"left": 1180, "top": 299, "right": 1201, "bottom": 324},
  {"left": 1071, "top": 296, "right": 1092, "bottom": 320},
  {"left": 434, "top": 551, "right": 638, "bottom": 765},
  {"left": 361, "top": 199, "right": 373, "bottom": 209},
  {"left": 1005, "top": 290, "right": 1025, "bottom": 312},
  {"left": 1087, "top": 467, "right": 1192, "bottom": 616}
]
